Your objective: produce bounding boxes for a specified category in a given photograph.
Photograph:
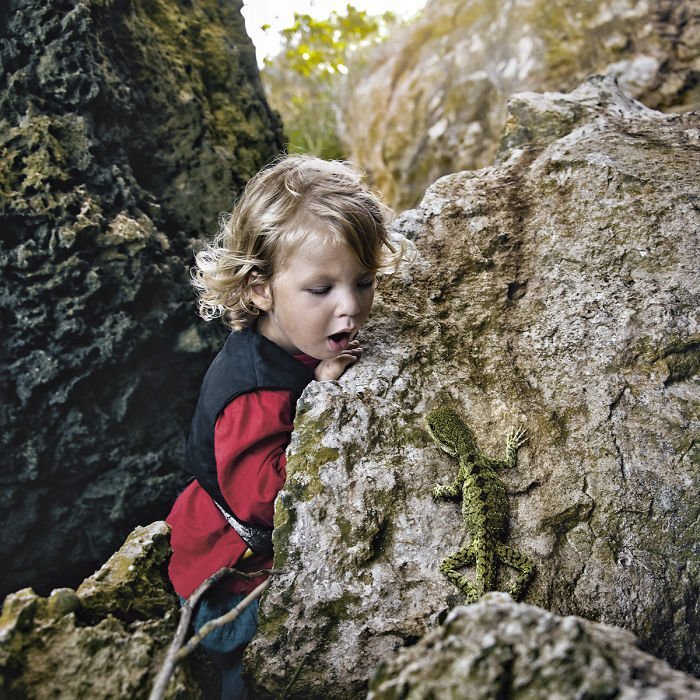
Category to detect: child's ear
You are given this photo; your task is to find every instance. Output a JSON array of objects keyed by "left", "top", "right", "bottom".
[{"left": 250, "top": 277, "right": 273, "bottom": 312}]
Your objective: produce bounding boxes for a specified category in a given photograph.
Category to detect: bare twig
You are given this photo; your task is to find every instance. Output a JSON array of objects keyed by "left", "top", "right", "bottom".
[
  {"left": 283, "top": 652, "right": 309, "bottom": 699},
  {"left": 175, "top": 577, "right": 271, "bottom": 660},
  {"left": 149, "top": 567, "right": 279, "bottom": 700}
]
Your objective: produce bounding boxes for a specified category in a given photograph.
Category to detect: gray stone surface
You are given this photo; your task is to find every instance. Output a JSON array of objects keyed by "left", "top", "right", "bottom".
[
  {"left": 246, "top": 77, "right": 699, "bottom": 697},
  {"left": 0, "top": 0, "right": 283, "bottom": 598},
  {"left": 368, "top": 593, "right": 700, "bottom": 699},
  {"left": 339, "top": 0, "right": 700, "bottom": 209}
]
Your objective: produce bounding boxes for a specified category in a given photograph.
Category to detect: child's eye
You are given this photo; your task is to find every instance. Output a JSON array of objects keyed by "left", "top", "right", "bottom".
[
  {"left": 358, "top": 278, "right": 375, "bottom": 289},
  {"left": 307, "top": 287, "right": 330, "bottom": 295}
]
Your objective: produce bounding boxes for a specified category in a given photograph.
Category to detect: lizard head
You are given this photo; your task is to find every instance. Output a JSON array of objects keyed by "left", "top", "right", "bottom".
[{"left": 424, "top": 406, "right": 476, "bottom": 456}]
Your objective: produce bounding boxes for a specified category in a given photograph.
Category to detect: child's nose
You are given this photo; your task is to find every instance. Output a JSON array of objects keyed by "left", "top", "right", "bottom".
[{"left": 337, "top": 289, "right": 362, "bottom": 317}]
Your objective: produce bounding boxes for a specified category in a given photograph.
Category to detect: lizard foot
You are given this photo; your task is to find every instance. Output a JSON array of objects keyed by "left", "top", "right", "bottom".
[{"left": 508, "top": 425, "right": 529, "bottom": 449}]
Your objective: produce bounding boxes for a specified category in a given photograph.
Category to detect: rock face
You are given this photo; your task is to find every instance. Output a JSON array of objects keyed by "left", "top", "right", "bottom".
[
  {"left": 368, "top": 593, "right": 700, "bottom": 699},
  {"left": 0, "top": 0, "right": 283, "bottom": 598},
  {"left": 0, "top": 522, "right": 202, "bottom": 699},
  {"left": 246, "top": 77, "right": 699, "bottom": 697},
  {"left": 339, "top": 0, "right": 700, "bottom": 209}
]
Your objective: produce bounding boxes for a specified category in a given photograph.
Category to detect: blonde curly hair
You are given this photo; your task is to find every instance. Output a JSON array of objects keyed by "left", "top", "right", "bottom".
[{"left": 191, "top": 155, "right": 409, "bottom": 330}]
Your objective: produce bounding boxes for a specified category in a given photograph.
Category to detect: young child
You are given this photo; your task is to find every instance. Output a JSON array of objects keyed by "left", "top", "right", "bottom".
[{"left": 166, "top": 155, "right": 407, "bottom": 698}]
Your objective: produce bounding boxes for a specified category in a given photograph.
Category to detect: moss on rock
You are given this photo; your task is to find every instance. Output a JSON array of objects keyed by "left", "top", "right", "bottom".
[
  {"left": 247, "top": 78, "right": 700, "bottom": 695},
  {"left": 0, "top": 522, "right": 203, "bottom": 699},
  {"left": 1, "top": 0, "right": 283, "bottom": 600}
]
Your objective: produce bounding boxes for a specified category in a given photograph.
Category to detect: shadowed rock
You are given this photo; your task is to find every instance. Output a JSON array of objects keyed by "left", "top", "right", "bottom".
[{"left": 0, "top": 0, "right": 283, "bottom": 598}]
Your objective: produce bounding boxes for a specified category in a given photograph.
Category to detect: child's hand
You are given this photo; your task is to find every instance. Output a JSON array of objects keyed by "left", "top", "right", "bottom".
[{"left": 314, "top": 340, "right": 363, "bottom": 381}]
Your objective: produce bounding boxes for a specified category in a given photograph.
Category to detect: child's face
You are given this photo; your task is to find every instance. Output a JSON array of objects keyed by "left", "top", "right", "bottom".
[{"left": 253, "top": 234, "right": 375, "bottom": 359}]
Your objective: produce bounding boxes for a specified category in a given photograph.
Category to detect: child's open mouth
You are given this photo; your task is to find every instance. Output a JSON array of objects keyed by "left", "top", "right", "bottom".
[{"left": 328, "top": 331, "right": 352, "bottom": 352}]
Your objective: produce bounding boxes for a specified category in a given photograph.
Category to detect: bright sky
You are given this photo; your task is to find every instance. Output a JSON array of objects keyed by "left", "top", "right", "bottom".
[{"left": 241, "top": 0, "right": 427, "bottom": 64}]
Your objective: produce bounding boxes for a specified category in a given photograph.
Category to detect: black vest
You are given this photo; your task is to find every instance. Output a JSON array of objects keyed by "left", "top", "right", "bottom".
[{"left": 186, "top": 325, "right": 314, "bottom": 555}]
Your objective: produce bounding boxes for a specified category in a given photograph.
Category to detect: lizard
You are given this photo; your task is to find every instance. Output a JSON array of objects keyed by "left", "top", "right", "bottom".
[{"left": 426, "top": 406, "right": 535, "bottom": 603}]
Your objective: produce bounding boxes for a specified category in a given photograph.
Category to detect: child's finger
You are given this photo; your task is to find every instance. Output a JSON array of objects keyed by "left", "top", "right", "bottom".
[
  {"left": 340, "top": 346, "right": 363, "bottom": 359},
  {"left": 338, "top": 350, "right": 361, "bottom": 366}
]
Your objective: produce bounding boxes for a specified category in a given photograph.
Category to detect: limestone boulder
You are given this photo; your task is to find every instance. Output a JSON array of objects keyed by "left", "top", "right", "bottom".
[
  {"left": 368, "top": 593, "right": 700, "bottom": 699},
  {"left": 0, "top": 522, "right": 204, "bottom": 699},
  {"left": 246, "top": 77, "right": 699, "bottom": 697},
  {"left": 339, "top": 0, "right": 700, "bottom": 209},
  {"left": 0, "top": 0, "right": 283, "bottom": 598}
]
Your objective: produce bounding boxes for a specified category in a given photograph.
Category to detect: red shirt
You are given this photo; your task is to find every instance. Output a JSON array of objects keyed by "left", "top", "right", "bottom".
[{"left": 167, "top": 355, "right": 317, "bottom": 598}]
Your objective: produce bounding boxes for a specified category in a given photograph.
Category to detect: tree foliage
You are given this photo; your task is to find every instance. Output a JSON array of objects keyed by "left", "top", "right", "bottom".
[{"left": 260, "top": 4, "right": 399, "bottom": 158}]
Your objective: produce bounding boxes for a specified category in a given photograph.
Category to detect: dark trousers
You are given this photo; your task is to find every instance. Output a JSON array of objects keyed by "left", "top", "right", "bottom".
[{"left": 186, "top": 589, "right": 260, "bottom": 699}]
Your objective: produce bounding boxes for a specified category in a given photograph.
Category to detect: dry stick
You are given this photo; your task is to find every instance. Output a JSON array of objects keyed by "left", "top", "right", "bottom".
[
  {"left": 149, "top": 567, "right": 278, "bottom": 700},
  {"left": 149, "top": 567, "right": 235, "bottom": 700},
  {"left": 176, "top": 577, "right": 271, "bottom": 660},
  {"left": 282, "top": 652, "right": 309, "bottom": 699}
]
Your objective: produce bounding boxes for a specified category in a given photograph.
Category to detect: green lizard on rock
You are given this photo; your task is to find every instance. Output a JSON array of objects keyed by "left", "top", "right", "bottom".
[{"left": 426, "top": 406, "right": 535, "bottom": 603}]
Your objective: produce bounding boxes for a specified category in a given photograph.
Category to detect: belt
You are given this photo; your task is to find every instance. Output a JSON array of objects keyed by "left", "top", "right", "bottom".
[{"left": 213, "top": 499, "right": 273, "bottom": 558}]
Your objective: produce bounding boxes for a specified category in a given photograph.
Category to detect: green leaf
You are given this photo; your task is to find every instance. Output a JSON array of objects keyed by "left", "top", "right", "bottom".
[{"left": 261, "top": 4, "right": 412, "bottom": 159}]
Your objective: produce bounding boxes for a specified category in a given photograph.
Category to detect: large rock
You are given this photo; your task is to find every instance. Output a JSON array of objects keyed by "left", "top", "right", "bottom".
[
  {"left": 0, "top": 0, "right": 283, "bottom": 598},
  {"left": 339, "top": 0, "right": 700, "bottom": 209},
  {"left": 368, "top": 593, "right": 700, "bottom": 699},
  {"left": 0, "top": 522, "right": 204, "bottom": 699},
  {"left": 246, "top": 77, "right": 699, "bottom": 697}
]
